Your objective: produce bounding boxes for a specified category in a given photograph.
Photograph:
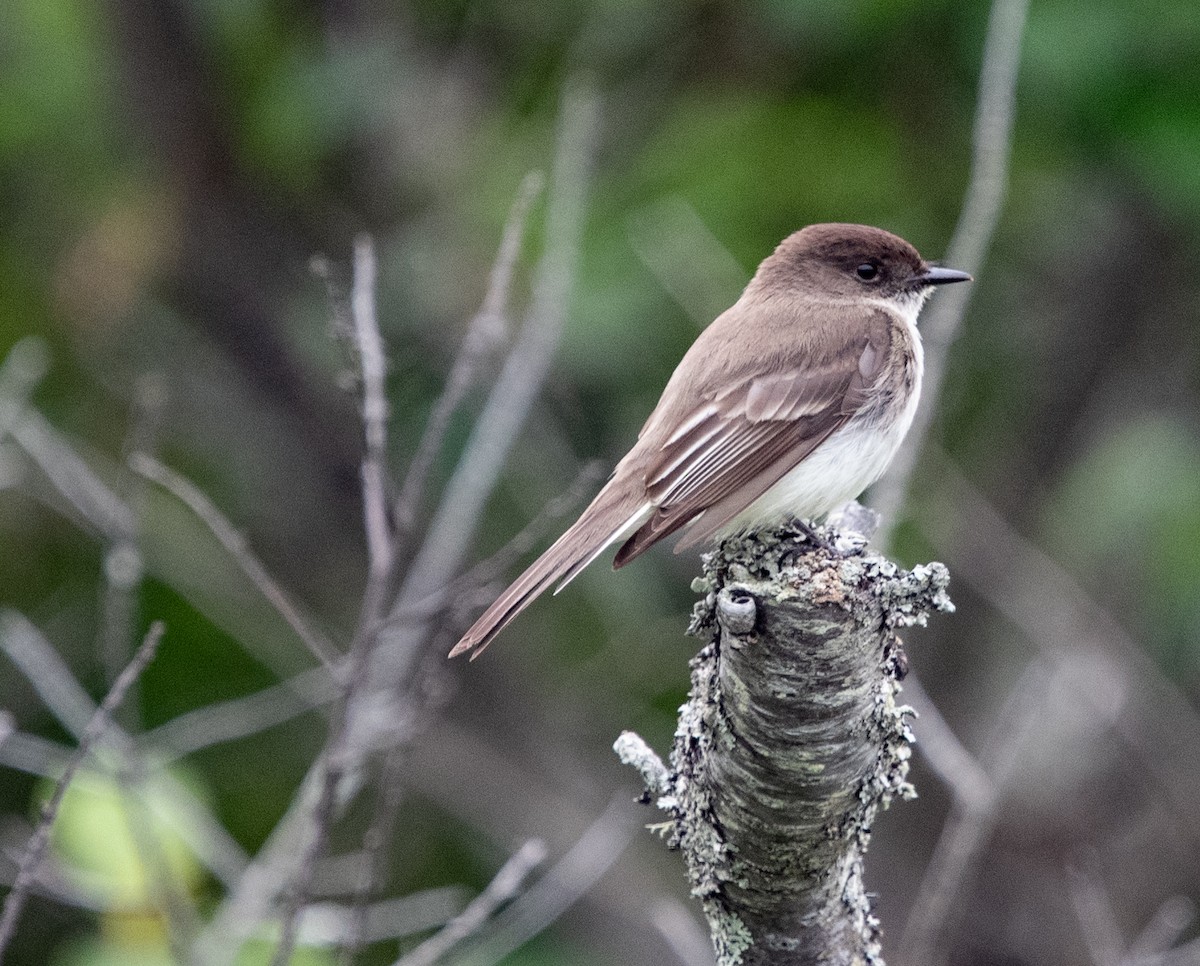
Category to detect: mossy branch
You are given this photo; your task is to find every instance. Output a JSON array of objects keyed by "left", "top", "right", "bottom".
[{"left": 616, "top": 517, "right": 952, "bottom": 965}]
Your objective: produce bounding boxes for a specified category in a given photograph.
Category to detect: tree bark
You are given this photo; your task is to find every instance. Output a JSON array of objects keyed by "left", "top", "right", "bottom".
[{"left": 616, "top": 517, "right": 952, "bottom": 965}]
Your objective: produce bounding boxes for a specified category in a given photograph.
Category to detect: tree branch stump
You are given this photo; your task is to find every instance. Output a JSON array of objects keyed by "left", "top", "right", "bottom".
[{"left": 616, "top": 517, "right": 952, "bottom": 965}]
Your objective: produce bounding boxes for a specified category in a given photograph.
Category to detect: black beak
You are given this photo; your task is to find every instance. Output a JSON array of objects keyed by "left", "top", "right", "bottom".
[{"left": 918, "top": 265, "right": 972, "bottom": 286}]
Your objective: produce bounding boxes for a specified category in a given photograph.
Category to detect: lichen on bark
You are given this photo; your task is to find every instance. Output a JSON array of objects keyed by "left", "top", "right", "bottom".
[{"left": 615, "top": 517, "right": 952, "bottom": 966}]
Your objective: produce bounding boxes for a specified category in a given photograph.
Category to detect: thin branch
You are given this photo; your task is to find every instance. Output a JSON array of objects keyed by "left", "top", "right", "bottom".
[
  {"left": 872, "top": 0, "right": 1030, "bottom": 532},
  {"left": 451, "top": 797, "right": 639, "bottom": 966},
  {"left": 12, "top": 411, "right": 135, "bottom": 539},
  {"left": 378, "top": 79, "right": 599, "bottom": 692},
  {"left": 193, "top": 764, "right": 327, "bottom": 965},
  {"left": 0, "top": 728, "right": 248, "bottom": 890},
  {"left": 1066, "top": 859, "right": 1125, "bottom": 966},
  {"left": 100, "top": 374, "right": 165, "bottom": 690},
  {"left": 338, "top": 742, "right": 408, "bottom": 966},
  {"left": 269, "top": 230, "right": 407, "bottom": 966},
  {"left": 351, "top": 234, "right": 394, "bottom": 575},
  {"left": 0, "top": 621, "right": 165, "bottom": 961},
  {"left": 901, "top": 672, "right": 993, "bottom": 810},
  {"left": 392, "top": 839, "right": 548, "bottom": 966},
  {"left": 289, "top": 887, "right": 466, "bottom": 946},
  {"left": 384, "top": 459, "right": 605, "bottom": 627},
  {"left": 130, "top": 452, "right": 341, "bottom": 669},
  {"left": 143, "top": 666, "right": 336, "bottom": 761},
  {"left": 1125, "top": 897, "right": 1195, "bottom": 964},
  {"left": 923, "top": 450, "right": 1200, "bottom": 846},
  {"left": 0, "top": 611, "right": 100, "bottom": 738},
  {"left": 626, "top": 197, "right": 749, "bottom": 327},
  {"left": 898, "top": 657, "right": 1056, "bottom": 966},
  {"left": 199, "top": 84, "right": 597, "bottom": 966},
  {"left": 0, "top": 338, "right": 50, "bottom": 442},
  {"left": 395, "top": 169, "right": 544, "bottom": 533}
]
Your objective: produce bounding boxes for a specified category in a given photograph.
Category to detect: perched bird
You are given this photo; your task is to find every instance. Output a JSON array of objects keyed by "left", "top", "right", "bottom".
[{"left": 450, "top": 223, "right": 969, "bottom": 659}]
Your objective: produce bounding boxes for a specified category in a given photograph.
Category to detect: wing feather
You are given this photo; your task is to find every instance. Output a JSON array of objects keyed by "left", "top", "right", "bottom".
[{"left": 612, "top": 315, "right": 892, "bottom": 568}]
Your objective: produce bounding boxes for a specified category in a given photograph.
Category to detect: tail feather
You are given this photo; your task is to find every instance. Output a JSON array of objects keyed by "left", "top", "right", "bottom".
[{"left": 449, "top": 484, "right": 649, "bottom": 660}]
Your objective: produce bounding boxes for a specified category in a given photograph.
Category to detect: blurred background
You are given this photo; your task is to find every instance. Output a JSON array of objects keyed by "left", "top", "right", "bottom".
[{"left": 1, "top": 0, "right": 1199, "bottom": 964}]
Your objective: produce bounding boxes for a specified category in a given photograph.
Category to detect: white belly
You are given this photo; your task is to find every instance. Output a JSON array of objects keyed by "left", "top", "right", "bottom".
[
  {"left": 720, "top": 317, "right": 923, "bottom": 535},
  {"left": 720, "top": 409, "right": 914, "bottom": 535}
]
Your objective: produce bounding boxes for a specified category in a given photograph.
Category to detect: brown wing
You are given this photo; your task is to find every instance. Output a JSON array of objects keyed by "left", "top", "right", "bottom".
[{"left": 612, "top": 327, "right": 888, "bottom": 567}]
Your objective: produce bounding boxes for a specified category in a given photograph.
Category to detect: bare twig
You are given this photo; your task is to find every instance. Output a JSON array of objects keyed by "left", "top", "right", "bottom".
[
  {"left": 922, "top": 451, "right": 1200, "bottom": 845},
  {"left": 289, "top": 886, "right": 466, "bottom": 946},
  {"left": 100, "top": 374, "right": 165, "bottom": 691},
  {"left": 199, "top": 84, "right": 597, "bottom": 966},
  {"left": 902, "top": 672, "right": 993, "bottom": 810},
  {"left": 451, "top": 797, "right": 639, "bottom": 966},
  {"left": 395, "top": 170, "right": 544, "bottom": 533},
  {"left": 1125, "top": 897, "right": 1195, "bottom": 964},
  {"left": 385, "top": 458, "right": 605, "bottom": 627},
  {"left": 898, "top": 657, "right": 1056, "bottom": 966},
  {"left": 0, "top": 728, "right": 248, "bottom": 889},
  {"left": 351, "top": 234, "right": 395, "bottom": 575},
  {"left": 393, "top": 839, "right": 548, "bottom": 966},
  {"left": 193, "top": 765, "right": 326, "bottom": 964},
  {"left": 872, "top": 0, "right": 1030, "bottom": 532},
  {"left": 1066, "top": 859, "right": 1125, "bottom": 966},
  {"left": 130, "top": 452, "right": 341, "bottom": 669},
  {"left": 338, "top": 744, "right": 409, "bottom": 966},
  {"left": 12, "top": 411, "right": 134, "bottom": 539},
  {"left": 378, "top": 79, "right": 599, "bottom": 689},
  {"left": 270, "top": 229, "right": 405, "bottom": 966},
  {"left": 626, "top": 197, "right": 749, "bottom": 327},
  {"left": 0, "top": 621, "right": 165, "bottom": 961},
  {"left": 0, "top": 611, "right": 100, "bottom": 739},
  {"left": 0, "top": 613, "right": 250, "bottom": 898},
  {"left": 144, "top": 666, "right": 336, "bottom": 760},
  {"left": 0, "top": 338, "right": 50, "bottom": 442}
]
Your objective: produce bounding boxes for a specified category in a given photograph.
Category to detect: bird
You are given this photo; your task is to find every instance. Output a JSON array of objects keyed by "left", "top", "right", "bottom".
[{"left": 449, "top": 223, "right": 970, "bottom": 659}]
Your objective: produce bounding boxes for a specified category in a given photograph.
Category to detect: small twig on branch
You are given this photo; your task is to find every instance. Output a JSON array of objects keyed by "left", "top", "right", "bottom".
[
  {"left": 100, "top": 374, "right": 165, "bottom": 691},
  {"left": 922, "top": 450, "right": 1200, "bottom": 846},
  {"left": 12, "top": 411, "right": 135, "bottom": 539},
  {"left": 387, "top": 459, "right": 606, "bottom": 627},
  {"left": 0, "top": 621, "right": 165, "bottom": 961},
  {"left": 130, "top": 452, "right": 341, "bottom": 669},
  {"left": 395, "top": 169, "right": 545, "bottom": 534},
  {"left": 872, "top": 0, "right": 1030, "bottom": 532},
  {"left": 392, "top": 839, "right": 548, "bottom": 966}
]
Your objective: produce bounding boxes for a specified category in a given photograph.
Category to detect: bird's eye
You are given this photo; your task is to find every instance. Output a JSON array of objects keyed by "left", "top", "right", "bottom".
[{"left": 856, "top": 263, "right": 879, "bottom": 281}]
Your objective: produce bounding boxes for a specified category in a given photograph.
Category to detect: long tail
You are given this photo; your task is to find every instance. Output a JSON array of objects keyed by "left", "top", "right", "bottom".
[{"left": 448, "top": 480, "right": 650, "bottom": 660}]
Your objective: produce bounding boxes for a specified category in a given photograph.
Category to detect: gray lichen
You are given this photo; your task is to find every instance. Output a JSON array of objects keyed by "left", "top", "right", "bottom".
[{"left": 615, "top": 517, "right": 952, "bottom": 966}]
